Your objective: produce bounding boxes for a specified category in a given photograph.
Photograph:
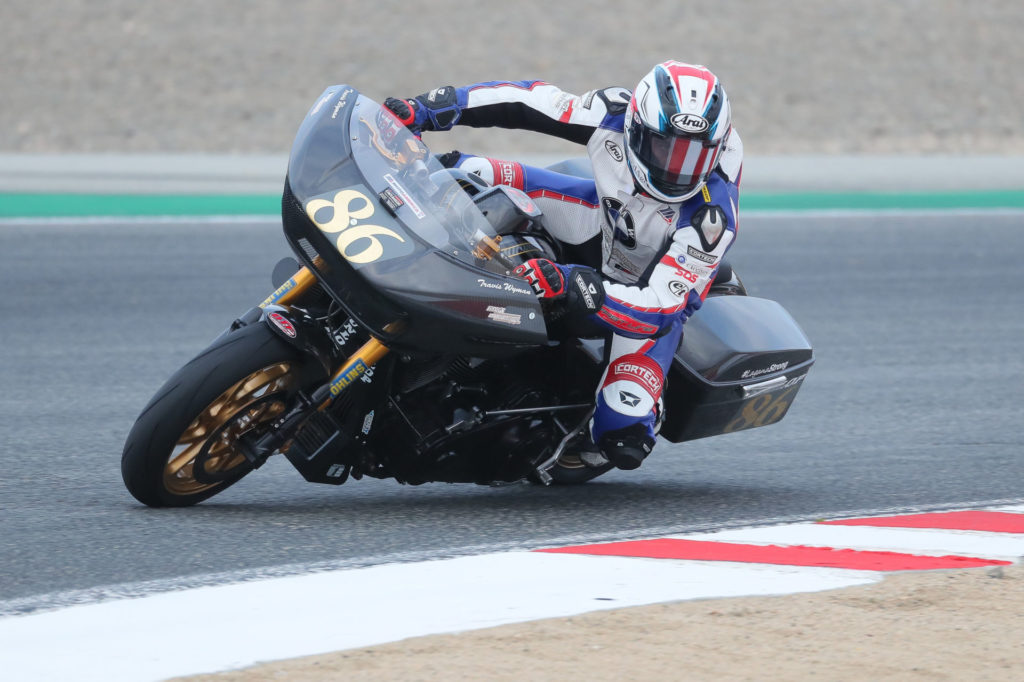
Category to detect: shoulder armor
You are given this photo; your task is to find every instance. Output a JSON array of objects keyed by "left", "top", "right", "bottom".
[{"left": 690, "top": 205, "right": 727, "bottom": 251}]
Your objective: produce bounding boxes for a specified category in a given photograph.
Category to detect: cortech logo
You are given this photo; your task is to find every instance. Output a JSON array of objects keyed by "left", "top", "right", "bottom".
[
  {"left": 670, "top": 113, "right": 709, "bottom": 134},
  {"left": 575, "top": 273, "right": 597, "bottom": 310},
  {"left": 686, "top": 245, "right": 716, "bottom": 264},
  {"left": 605, "top": 140, "right": 624, "bottom": 162},
  {"left": 618, "top": 391, "right": 641, "bottom": 408},
  {"left": 497, "top": 161, "right": 518, "bottom": 186},
  {"left": 615, "top": 362, "right": 663, "bottom": 397}
]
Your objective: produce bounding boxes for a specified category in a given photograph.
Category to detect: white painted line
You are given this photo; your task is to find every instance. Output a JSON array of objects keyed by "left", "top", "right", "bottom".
[
  {"left": 671, "top": 524, "right": 1024, "bottom": 560},
  {"left": 0, "top": 551, "right": 875, "bottom": 682}
]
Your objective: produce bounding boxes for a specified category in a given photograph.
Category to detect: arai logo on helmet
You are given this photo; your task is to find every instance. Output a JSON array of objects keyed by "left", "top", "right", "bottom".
[{"left": 670, "top": 113, "right": 710, "bottom": 134}]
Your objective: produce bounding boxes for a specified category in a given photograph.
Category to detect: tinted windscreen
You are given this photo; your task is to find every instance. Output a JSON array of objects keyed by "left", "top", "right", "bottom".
[{"left": 287, "top": 87, "right": 511, "bottom": 275}]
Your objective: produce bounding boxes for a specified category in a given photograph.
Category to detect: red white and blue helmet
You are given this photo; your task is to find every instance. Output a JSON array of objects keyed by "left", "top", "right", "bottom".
[{"left": 624, "top": 61, "right": 732, "bottom": 202}]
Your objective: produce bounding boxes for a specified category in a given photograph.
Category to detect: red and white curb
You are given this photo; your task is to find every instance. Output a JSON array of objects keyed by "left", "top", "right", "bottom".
[{"left": 1, "top": 505, "right": 1021, "bottom": 682}]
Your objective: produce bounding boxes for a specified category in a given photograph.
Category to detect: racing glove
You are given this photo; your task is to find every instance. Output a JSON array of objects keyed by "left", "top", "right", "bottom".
[
  {"left": 383, "top": 86, "right": 462, "bottom": 133},
  {"left": 514, "top": 258, "right": 605, "bottom": 335},
  {"left": 383, "top": 97, "right": 418, "bottom": 129}
]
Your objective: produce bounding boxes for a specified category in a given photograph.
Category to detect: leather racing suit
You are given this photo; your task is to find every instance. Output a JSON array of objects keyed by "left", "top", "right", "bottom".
[{"left": 407, "top": 81, "right": 743, "bottom": 462}]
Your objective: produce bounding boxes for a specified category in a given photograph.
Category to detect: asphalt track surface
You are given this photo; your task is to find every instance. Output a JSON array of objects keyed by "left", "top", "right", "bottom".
[{"left": 2, "top": 212, "right": 1023, "bottom": 608}]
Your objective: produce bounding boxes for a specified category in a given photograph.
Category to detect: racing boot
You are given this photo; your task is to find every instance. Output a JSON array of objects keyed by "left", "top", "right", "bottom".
[
  {"left": 598, "top": 423, "right": 656, "bottom": 471},
  {"left": 561, "top": 430, "right": 608, "bottom": 469}
]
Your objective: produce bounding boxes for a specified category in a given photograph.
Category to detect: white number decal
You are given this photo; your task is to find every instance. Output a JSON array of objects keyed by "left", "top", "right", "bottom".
[{"left": 305, "top": 189, "right": 406, "bottom": 264}]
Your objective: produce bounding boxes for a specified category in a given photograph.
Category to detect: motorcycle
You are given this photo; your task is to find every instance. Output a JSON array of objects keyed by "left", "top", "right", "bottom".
[{"left": 121, "top": 85, "right": 814, "bottom": 507}]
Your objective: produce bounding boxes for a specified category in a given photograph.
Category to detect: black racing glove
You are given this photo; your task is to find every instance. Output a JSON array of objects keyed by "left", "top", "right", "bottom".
[
  {"left": 383, "top": 97, "right": 419, "bottom": 130},
  {"left": 383, "top": 86, "right": 462, "bottom": 134},
  {"left": 514, "top": 258, "right": 605, "bottom": 336}
]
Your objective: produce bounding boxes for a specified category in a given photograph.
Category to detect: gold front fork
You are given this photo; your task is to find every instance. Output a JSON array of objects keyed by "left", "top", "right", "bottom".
[
  {"left": 317, "top": 335, "right": 392, "bottom": 410},
  {"left": 258, "top": 266, "right": 400, "bottom": 408},
  {"left": 259, "top": 266, "right": 320, "bottom": 309}
]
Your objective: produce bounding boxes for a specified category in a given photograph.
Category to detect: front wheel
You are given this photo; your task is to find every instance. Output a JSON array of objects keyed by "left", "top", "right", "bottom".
[{"left": 121, "top": 324, "right": 309, "bottom": 507}]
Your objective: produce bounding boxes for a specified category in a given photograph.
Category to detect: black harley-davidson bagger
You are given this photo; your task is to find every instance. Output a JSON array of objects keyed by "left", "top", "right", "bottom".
[{"left": 121, "top": 86, "right": 813, "bottom": 507}]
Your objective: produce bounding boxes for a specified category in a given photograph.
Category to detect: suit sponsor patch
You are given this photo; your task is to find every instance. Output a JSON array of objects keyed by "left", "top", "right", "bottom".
[
  {"left": 597, "top": 308, "right": 658, "bottom": 336},
  {"left": 668, "top": 280, "right": 689, "bottom": 298},
  {"left": 686, "top": 245, "right": 716, "bottom": 264},
  {"left": 605, "top": 140, "right": 624, "bottom": 162},
  {"left": 606, "top": 356, "right": 664, "bottom": 399},
  {"left": 575, "top": 273, "right": 598, "bottom": 310}
]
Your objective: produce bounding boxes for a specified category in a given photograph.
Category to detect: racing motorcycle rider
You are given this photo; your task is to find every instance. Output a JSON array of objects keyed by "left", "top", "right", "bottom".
[{"left": 384, "top": 61, "right": 742, "bottom": 471}]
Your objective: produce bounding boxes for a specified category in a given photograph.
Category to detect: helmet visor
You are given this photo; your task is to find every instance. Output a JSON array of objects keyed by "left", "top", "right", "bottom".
[{"left": 628, "top": 121, "right": 722, "bottom": 198}]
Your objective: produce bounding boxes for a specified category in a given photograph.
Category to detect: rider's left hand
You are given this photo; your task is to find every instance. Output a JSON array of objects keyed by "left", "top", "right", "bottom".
[{"left": 384, "top": 97, "right": 420, "bottom": 131}]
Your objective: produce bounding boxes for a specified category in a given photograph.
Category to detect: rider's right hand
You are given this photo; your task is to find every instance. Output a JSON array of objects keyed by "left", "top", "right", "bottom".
[
  {"left": 384, "top": 97, "right": 420, "bottom": 130},
  {"left": 514, "top": 258, "right": 567, "bottom": 299},
  {"left": 515, "top": 259, "right": 607, "bottom": 334}
]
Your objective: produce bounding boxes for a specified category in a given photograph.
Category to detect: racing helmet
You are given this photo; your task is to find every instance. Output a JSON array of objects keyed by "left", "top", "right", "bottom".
[{"left": 623, "top": 61, "right": 731, "bottom": 202}]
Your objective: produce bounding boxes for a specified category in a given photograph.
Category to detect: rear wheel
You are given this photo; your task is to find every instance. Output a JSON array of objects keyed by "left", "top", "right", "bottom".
[
  {"left": 121, "top": 324, "right": 308, "bottom": 507},
  {"left": 708, "top": 260, "right": 747, "bottom": 297}
]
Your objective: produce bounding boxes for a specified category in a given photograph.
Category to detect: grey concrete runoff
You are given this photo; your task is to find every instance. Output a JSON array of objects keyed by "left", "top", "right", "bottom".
[{"left": 1, "top": 153, "right": 1022, "bottom": 195}]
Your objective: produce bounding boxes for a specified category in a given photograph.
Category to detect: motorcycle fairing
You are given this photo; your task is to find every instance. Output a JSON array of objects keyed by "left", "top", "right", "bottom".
[{"left": 282, "top": 86, "right": 548, "bottom": 356}]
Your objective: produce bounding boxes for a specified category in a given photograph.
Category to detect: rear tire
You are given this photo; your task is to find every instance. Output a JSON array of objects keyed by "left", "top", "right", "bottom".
[
  {"left": 708, "top": 260, "right": 747, "bottom": 297},
  {"left": 121, "top": 324, "right": 308, "bottom": 507}
]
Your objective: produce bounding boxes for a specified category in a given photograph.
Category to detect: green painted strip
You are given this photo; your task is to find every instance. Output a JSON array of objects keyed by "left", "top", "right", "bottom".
[
  {"left": 742, "top": 190, "right": 1024, "bottom": 211},
  {"left": 2, "top": 190, "right": 1024, "bottom": 218},
  {"left": 0, "top": 193, "right": 279, "bottom": 218}
]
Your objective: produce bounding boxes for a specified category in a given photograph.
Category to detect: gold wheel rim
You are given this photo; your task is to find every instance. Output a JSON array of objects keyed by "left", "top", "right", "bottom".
[{"left": 163, "top": 363, "right": 294, "bottom": 496}]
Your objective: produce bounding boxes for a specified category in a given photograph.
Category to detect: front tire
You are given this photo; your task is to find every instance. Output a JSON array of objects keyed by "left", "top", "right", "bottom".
[{"left": 121, "top": 324, "right": 307, "bottom": 507}]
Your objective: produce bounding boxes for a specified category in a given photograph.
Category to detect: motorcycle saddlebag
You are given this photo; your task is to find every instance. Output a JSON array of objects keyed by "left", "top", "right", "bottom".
[{"left": 660, "top": 295, "right": 814, "bottom": 443}]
